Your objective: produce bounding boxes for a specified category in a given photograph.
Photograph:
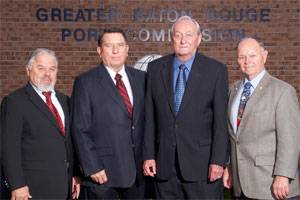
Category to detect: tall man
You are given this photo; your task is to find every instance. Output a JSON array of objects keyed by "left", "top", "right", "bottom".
[
  {"left": 71, "top": 28, "right": 146, "bottom": 199},
  {"left": 223, "top": 37, "right": 300, "bottom": 199},
  {"left": 143, "top": 16, "right": 229, "bottom": 199},
  {"left": 1, "top": 48, "right": 80, "bottom": 199}
]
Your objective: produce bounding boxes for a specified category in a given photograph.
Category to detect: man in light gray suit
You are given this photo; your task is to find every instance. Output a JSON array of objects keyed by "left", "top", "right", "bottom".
[{"left": 223, "top": 37, "right": 300, "bottom": 199}]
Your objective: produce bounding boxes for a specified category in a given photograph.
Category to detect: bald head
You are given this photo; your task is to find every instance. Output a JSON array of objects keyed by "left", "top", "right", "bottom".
[{"left": 237, "top": 37, "right": 268, "bottom": 80}]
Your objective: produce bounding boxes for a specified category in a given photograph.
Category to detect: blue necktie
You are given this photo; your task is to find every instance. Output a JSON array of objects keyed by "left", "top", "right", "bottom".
[
  {"left": 237, "top": 82, "right": 252, "bottom": 128},
  {"left": 175, "top": 64, "right": 187, "bottom": 114}
]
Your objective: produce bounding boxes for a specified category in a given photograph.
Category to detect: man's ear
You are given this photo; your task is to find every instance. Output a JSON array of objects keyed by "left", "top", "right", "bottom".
[
  {"left": 197, "top": 33, "right": 202, "bottom": 46},
  {"left": 96, "top": 46, "right": 102, "bottom": 58},
  {"left": 26, "top": 67, "right": 30, "bottom": 77},
  {"left": 263, "top": 49, "right": 268, "bottom": 64}
]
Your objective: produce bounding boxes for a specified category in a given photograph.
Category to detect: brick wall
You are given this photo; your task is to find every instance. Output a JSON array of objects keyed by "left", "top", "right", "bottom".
[{"left": 1, "top": 0, "right": 299, "bottom": 101}]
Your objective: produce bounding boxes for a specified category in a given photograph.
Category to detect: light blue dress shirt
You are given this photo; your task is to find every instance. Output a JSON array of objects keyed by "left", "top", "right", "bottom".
[
  {"left": 173, "top": 54, "right": 195, "bottom": 93},
  {"left": 231, "top": 69, "right": 266, "bottom": 133}
]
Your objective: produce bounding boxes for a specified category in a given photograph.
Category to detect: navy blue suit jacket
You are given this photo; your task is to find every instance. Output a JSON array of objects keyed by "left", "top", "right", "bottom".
[
  {"left": 71, "top": 64, "right": 145, "bottom": 188},
  {"left": 143, "top": 53, "right": 229, "bottom": 182}
]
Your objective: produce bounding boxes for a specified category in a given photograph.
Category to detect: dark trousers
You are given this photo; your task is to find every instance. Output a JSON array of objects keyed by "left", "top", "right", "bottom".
[
  {"left": 82, "top": 182, "right": 145, "bottom": 199},
  {"left": 156, "top": 150, "right": 223, "bottom": 199}
]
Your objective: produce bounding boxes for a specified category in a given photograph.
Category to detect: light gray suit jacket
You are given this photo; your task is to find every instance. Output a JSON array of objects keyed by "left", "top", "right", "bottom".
[{"left": 228, "top": 72, "right": 300, "bottom": 199}]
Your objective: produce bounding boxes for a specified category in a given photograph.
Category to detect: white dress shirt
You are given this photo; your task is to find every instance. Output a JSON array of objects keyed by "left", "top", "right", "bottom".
[
  {"left": 105, "top": 65, "right": 134, "bottom": 106},
  {"left": 231, "top": 69, "right": 266, "bottom": 133},
  {"left": 31, "top": 83, "right": 65, "bottom": 126}
]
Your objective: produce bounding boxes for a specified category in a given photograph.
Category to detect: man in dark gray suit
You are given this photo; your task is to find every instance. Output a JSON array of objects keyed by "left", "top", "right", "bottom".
[
  {"left": 143, "top": 16, "right": 229, "bottom": 199},
  {"left": 71, "top": 28, "right": 146, "bottom": 199},
  {"left": 1, "top": 48, "right": 80, "bottom": 199}
]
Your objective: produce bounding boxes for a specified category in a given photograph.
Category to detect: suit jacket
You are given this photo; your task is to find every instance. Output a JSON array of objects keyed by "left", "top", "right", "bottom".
[
  {"left": 71, "top": 64, "right": 146, "bottom": 188},
  {"left": 1, "top": 83, "right": 75, "bottom": 199},
  {"left": 143, "top": 53, "right": 229, "bottom": 182},
  {"left": 228, "top": 72, "right": 300, "bottom": 199}
]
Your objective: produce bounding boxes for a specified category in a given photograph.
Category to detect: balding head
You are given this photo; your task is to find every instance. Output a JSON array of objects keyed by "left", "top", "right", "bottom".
[{"left": 237, "top": 37, "right": 268, "bottom": 80}]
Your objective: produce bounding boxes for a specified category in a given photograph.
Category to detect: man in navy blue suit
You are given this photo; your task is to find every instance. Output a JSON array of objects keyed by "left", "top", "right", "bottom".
[
  {"left": 71, "top": 28, "right": 146, "bottom": 199},
  {"left": 143, "top": 16, "right": 229, "bottom": 199}
]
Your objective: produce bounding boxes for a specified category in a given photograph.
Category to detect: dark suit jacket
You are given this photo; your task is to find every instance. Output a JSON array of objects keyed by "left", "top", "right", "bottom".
[
  {"left": 71, "top": 64, "right": 146, "bottom": 188},
  {"left": 0, "top": 100, "right": 9, "bottom": 199},
  {"left": 1, "top": 83, "right": 75, "bottom": 199},
  {"left": 143, "top": 53, "right": 229, "bottom": 182}
]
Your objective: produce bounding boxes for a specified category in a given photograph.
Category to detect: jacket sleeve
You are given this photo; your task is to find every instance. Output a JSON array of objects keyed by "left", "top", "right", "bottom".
[
  {"left": 2, "top": 96, "right": 27, "bottom": 190},
  {"left": 273, "top": 85, "right": 300, "bottom": 179},
  {"left": 210, "top": 63, "right": 229, "bottom": 166},
  {"left": 70, "top": 77, "right": 104, "bottom": 177},
  {"left": 143, "top": 63, "right": 156, "bottom": 160}
]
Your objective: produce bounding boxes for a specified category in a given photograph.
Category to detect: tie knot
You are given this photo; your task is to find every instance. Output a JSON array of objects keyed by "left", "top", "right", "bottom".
[
  {"left": 244, "top": 82, "right": 252, "bottom": 89},
  {"left": 115, "top": 73, "right": 122, "bottom": 81},
  {"left": 42, "top": 91, "right": 52, "bottom": 99},
  {"left": 179, "top": 64, "right": 186, "bottom": 70}
]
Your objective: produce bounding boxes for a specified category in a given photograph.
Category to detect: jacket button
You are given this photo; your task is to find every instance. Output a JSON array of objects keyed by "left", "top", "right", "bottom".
[{"left": 131, "top": 125, "right": 135, "bottom": 130}]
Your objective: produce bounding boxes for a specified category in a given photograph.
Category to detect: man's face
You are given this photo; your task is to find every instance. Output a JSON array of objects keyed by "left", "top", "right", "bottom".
[
  {"left": 172, "top": 19, "right": 201, "bottom": 62},
  {"left": 237, "top": 38, "right": 268, "bottom": 80},
  {"left": 26, "top": 54, "right": 57, "bottom": 91},
  {"left": 97, "top": 33, "right": 129, "bottom": 72}
]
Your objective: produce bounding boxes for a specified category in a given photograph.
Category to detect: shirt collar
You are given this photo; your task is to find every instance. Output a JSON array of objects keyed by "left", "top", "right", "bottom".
[
  {"left": 105, "top": 65, "right": 126, "bottom": 78},
  {"left": 243, "top": 69, "right": 266, "bottom": 89},
  {"left": 173, "top": 54, "right": 195, "bottom": 72},
  {"left": 30, "top": 82, "right": 55, "bottom": 96}
]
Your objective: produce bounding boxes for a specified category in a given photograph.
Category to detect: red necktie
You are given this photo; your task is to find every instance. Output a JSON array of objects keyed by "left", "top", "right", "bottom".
[
  {"left": 42, "top": 91, "right": 65, "bottom": 136},
  {"left": 115, "top": 73, "right": 133, "bottom": 117}
]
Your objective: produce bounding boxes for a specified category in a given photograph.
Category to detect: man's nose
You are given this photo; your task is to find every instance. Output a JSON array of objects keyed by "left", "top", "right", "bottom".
[{"left": 112, "top": 45, "right": 120, "bottom": 53}]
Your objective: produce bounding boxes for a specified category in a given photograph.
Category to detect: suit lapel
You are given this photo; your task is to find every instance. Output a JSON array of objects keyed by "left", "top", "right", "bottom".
[
  {"left": 56, "top": 92, "right": 69, "bottom": 138},
  {"left": 96, "top": 65, "right": 130, "bottom": 117},
  {"left": 177, "top": 54, "right": 204, "bottom": 117},
  {"left": 25, "top": 83, "right": 63, "bottom": 136},
  {"left": 236, "top": 72, "right": 271, "bottom": 135},
  {"left": 228, "top": 81, "right": 241, "bottom": 139},
  {"left": 160, "top": 56, "right": 176, "bottom": 116},
  {"left": 126, "top": 67, "right": 139, "bottom": 121}
]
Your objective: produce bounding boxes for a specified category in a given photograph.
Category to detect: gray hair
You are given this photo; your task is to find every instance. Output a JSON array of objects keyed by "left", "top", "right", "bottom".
[
  {"left": 238, "top": 37, "right": 266, "bottom": 50},
  {"left": 26, "top": 48, "right": 58, "bottom": 69},
  {"left": 171, "top": 15, "right": 201, "bottom": 35}
]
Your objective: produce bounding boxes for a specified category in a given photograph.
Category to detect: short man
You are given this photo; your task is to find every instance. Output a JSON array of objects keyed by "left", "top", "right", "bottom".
[
  {"left": 1, "top": 48, "right": 80, "bottom": 199},
  {"left": 71, "top": 28, "right": 146, "bottom": 199},
  {"left": 143, "top": 16, "right": 229, "bottom": 199},
  {"left": 223, "top": 37, "right": 300, "bottom": 199}
]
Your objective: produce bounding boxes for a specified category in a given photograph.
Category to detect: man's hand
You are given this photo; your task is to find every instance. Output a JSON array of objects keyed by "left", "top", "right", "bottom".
[
  {"left": 223, "top": 166, "right": 232, "bottom": 189},
  {"left": 90, "top": 170, "right": 108, "bottom": 184},
  {"left": 272, "top": 176, "right": 289, "bottom": 200},
  {"left": 11, "top": 186, "right": 32, "bottom": 200},
  {"left": 72, "top": 177, "right": 81, "bottom": 199},
  {"left": 143, "top": 159, "right": 156, "bottom": 177},
  {"left": 208, "top": 164, "right": 224, "bottom": 182}
]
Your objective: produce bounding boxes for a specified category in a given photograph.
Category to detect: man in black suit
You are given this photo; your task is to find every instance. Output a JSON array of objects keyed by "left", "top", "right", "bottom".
[
  {"left": 143, "top": 16, "right": 229, "bottom": 199},
  {"left": 71, "top": 28, "right": 146, "bottom": 199},
  {"left": 1, "top": 48, "right": 80, "bottom": 199}
]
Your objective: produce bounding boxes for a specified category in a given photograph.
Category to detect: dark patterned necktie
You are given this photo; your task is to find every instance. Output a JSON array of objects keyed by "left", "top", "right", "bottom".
[
  {"left": 237, "top": 82, "right": 252, "bottom": 128},
  {"left": 115, "top": 73, "right": 133, "bottom": 117},
  {"left": 42, "top": 91, "right": 65, "bottom": 136},
  {"left": 175, "top": 64, "right": 187, "bottom": 114}
]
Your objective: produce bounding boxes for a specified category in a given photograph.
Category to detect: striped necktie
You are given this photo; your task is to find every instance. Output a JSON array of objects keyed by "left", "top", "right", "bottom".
[
  {"left": 115, "top": 73, "right": 133, "bottom": 117},
  {"left": 42, "top": 91, "right": 65, "bottom": 135}
]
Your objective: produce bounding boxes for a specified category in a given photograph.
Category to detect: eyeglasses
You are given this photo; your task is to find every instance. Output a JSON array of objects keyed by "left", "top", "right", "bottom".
[
  {"left": 173, "top": 31, "right": 197, "bottom": 41},
  {"left": 102, "top": 43, "right": 127, "bottom": 50}
]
